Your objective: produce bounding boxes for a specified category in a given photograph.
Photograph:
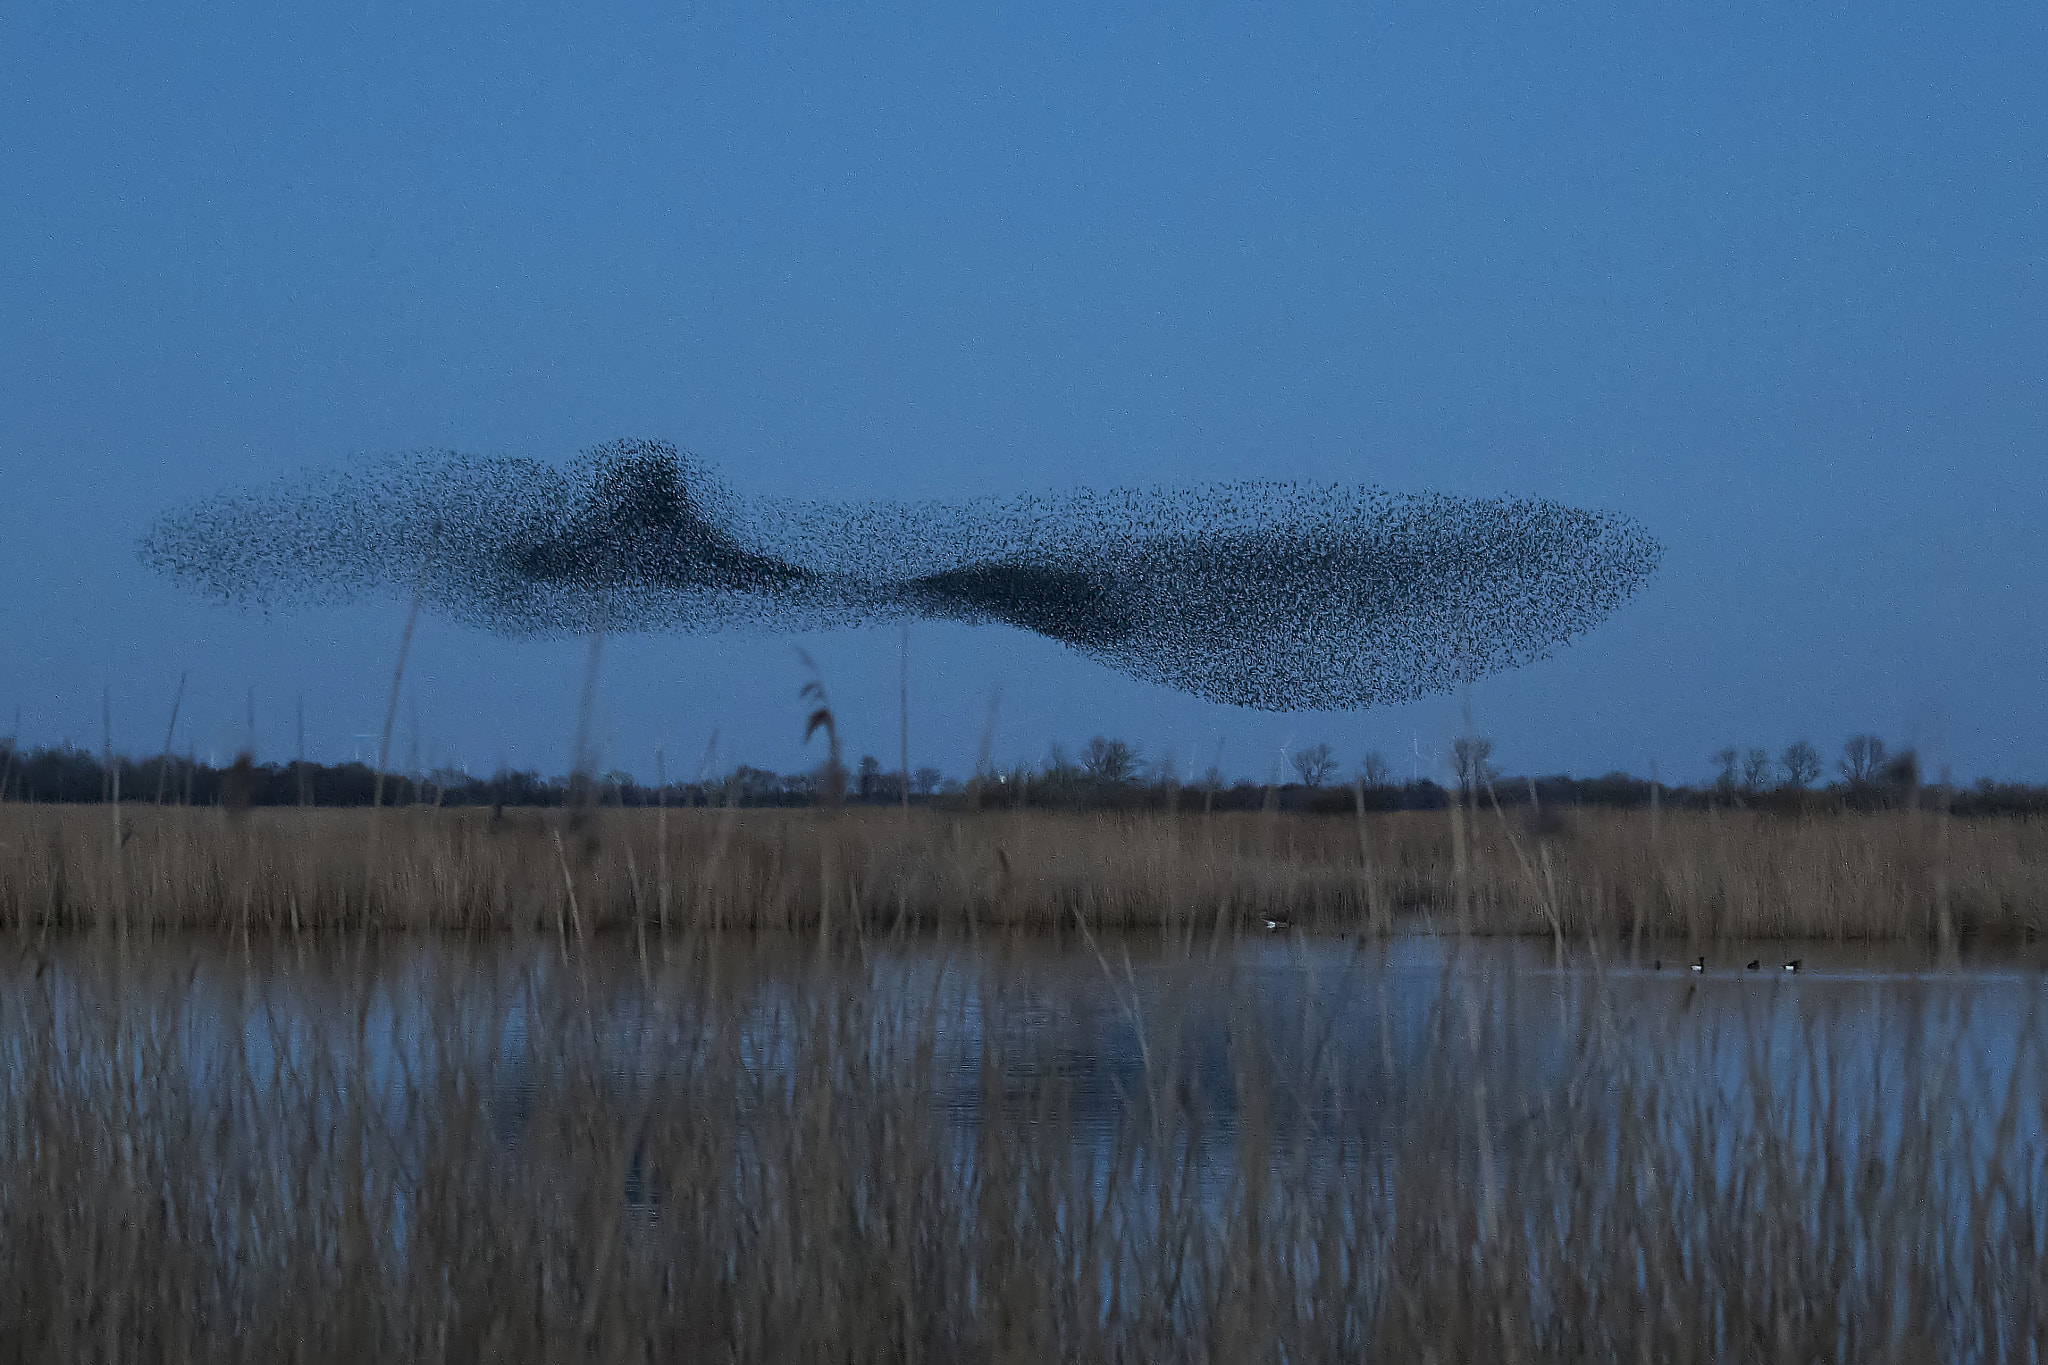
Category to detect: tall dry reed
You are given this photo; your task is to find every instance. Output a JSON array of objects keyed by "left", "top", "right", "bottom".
[
  {"left": 0, "top": 939, "right": 2038, "bottom": 1360},
  {"left": 0, "top": 805, "right": 2041, "bottom": 942}
]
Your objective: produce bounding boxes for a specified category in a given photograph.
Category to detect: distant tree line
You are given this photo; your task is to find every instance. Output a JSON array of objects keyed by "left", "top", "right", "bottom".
[{"left": 0, "top": 731, "right": 2042, "bottom": 816}]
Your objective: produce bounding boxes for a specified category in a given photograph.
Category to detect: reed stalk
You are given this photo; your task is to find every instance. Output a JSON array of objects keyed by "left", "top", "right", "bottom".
[
  {"left": 0, "top": 939, "right": 2036, "bottom": 1359},
  {"left": 0, "top": 805, "right": 2040, "bottom": 942}
]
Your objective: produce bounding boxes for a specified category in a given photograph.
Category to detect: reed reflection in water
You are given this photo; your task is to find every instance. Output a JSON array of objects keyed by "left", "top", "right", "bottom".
[{"left": 2, "top": 933, "right": 2042, "bottom": 1361}]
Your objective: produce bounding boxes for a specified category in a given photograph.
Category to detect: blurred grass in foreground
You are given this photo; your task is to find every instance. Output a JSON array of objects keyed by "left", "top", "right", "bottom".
[{"left": 0, "top": 937, "right": 2039, "bottom": 1361}]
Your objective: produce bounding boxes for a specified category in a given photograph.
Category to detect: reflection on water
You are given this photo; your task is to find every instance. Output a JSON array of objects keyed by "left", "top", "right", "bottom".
[
  {"left": 4, "top": 930, "right": 2045, "bottom": 1357},
  {"left": 11, "top": 931, "right": 2044, "bottom": 1159}
]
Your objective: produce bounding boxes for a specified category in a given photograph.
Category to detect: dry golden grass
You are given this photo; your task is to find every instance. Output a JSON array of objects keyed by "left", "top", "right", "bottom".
[
  {"left": 0, "top": 802, "right": 2042, "bottom": 942},
  {"left": 0, "top": 939, "right": 2039, "bottom": 1361}
]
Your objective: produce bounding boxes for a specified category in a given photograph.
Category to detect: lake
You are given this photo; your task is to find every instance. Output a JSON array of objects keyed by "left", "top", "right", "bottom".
[{"left": 5, "top": 930, "right": 2043, "bottom": 1358}]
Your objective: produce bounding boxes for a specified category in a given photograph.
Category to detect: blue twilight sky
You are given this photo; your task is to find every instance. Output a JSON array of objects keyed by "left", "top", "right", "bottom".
[{"left": 2, "top": 2, "right": 2042, "bottom": 786}]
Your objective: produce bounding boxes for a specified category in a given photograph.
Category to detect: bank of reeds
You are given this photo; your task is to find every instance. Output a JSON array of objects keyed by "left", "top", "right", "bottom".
[
  {"left": 0, "top": 940, "right": 2039, "bottom": 1361},
  {"left": 0, "top": 804, "right": 2042, "bottom": 942}
]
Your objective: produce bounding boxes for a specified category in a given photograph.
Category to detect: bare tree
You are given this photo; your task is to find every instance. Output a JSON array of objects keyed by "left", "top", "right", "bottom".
[
  {"left": 1840, "top": 734, "right": 1888, "bottom": 786},
  {"left": 1711, "top": 747, "right": 1739, "bottom": 799},
  {"left": 1780, "top": 740, "right": 1821, "bottom": 790},
  {"left": 1359, "top": 751, "right": 1390, "bottom": 788},
  {"left": 911, "top": 766, "right": 943, "bottom": 798},
  {"left": 1741, "top": 748, "right": 1772, "bottom": 795},
  {"left": 1082, "top": 736, "right": 1138, "bottom": 785},
  {"left": 856, "top": 754, "right": 882, "bottom": 801},
  {"left": 1451, "top": 736, "right": 1494, "bottom": 795},
  {"left": 1291, "top": 742, "right": 1338, "bottom": 789}
]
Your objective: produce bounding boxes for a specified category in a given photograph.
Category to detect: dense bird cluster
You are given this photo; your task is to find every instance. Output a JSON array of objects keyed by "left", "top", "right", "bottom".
[{"left": 139, "top": 439, "right": 1661, "bottom": 710}]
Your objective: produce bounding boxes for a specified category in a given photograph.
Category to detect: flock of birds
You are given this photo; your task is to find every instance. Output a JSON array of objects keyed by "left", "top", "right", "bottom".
[
  {"left": 139, "top": 439, "right": 1663, "bottom": 712},
  {"left": 1654, "top": 956, "right": 1803, "bottom": 973}
]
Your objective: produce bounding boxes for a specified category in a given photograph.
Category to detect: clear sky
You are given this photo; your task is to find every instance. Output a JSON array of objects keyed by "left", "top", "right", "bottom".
[{"left": 4, "top": 1, "right": 2042, "bottom": 786}]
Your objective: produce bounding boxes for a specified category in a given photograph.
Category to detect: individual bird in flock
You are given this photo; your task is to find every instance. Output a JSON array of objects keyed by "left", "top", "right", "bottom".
[
  {"left": 1783, "top": 959, "right": 1803, "bottom": 973},
  {"left": 1689, "top": 956, "right": 1706, "bottom": 973},
  {"left": 1746, "top": 958, "right": 1761, "bottom": 971}
]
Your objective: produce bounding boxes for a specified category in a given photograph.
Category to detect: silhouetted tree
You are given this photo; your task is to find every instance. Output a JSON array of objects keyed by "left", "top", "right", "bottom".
[
  {"left": 1741, "top": 748, "right": 1772, "bottom": 796},
  {"left": 1712, "top": 747, "right": 1740, "bottom": 800},
  {"left": 1840, "top": 734, "right": 1888, "bottom": 786},
  {"left": 1359, "top": 751, "right": 1390, "bottom": 788},
  {"left": 911, "top": 766, "right": 944, "bottom": 798},
  {"left": 428, "top": 766, "right": 467, "bottom": 806},
  {"left": 1082, "top": 736, "right": 1138, "bottom": 785},
  {"left": 1291, "top": 742, "right": 1338, "bottom": 788},
  {"left": 221, "top": 751, "right": 257, "bottom": 815},
  {"left": 1451, "top": 736, "right": 1494, "bottom": 795},
  {"left": 1780, "top": 740, "right": 1821, "bottom": 790},
  {"left": 856, "top": 754, "right": 882, "bottom": 801},
  {"left": 727, "top": 765, "right": 781, "bottom": 806}
]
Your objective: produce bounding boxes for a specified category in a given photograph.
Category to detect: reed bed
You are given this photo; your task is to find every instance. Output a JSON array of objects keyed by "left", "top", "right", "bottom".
[
  {"left": 0, "top": 938, "right": 2039, "bottom": 1361},
  {"left": 0, "top": 804, "right": 2042, "bottom": 942}
]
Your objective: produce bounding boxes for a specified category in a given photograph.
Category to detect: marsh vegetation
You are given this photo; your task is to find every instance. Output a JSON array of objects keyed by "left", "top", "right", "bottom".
[
  {"left": 0, "top": 804, "right": 2041, "bottom": 944},
  {"left": 1, "top": 934, "right": 2041, "bottom": 1361},
  {"left": 3, "top": 766, "right": 2044, "bottom": 1359}
]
